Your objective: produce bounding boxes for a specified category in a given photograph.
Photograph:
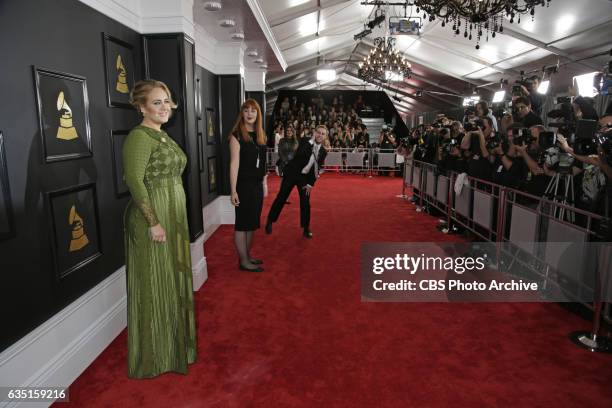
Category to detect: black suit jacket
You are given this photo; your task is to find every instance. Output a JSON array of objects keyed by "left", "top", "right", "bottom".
[{"left": 283, "top": 138, "right": 327, "bottom": 186}]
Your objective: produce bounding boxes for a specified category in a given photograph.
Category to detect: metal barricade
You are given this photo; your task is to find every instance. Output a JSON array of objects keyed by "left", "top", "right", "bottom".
[
  {"left": 371, "top": 148, "right": 400, "bottom": 174},
  {"left": 405, "top": 160, "right": 612, "bottom": 326}
]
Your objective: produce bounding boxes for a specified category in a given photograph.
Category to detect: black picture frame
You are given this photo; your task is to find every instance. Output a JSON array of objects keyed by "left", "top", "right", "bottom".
[
  {"left": 102, "top": 33, "right": 136, "bottom": 108},
  {"left": 47, "top": 183, "right": 102, "bottom": 280},
  {"left": 110, "top": 130, "right": 130, "bottom": 198},
  {"left": 207, "top": 156, "right": 217, "bottom": 193},
  {"left": 206, "top": 108, "right": 215, "bottom": 145},
  {"left": 0, "top": 131, "right": 16, "bottom": 240},
  {"left": 34, "top": 67, "right": 93, "bottom": 163}
]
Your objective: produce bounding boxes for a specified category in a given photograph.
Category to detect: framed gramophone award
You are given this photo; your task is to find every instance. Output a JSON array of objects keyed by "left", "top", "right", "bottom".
[
  {"left": 47, "top": 182, "right": 102, "bottom": 280},
  {"left": 33, "top": 66, "right": 93, "bottom": 163},
  {"left": 102, "top": 33, "right": 136, "bottom": 109}
]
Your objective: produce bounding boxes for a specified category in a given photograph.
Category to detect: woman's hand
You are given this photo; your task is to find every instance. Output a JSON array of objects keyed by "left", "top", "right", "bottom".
[
  {"left": 149, "top": 224, "right": 166, "bottom": 243},
  {"left": 231, "top": 191, "right": 240, "bottom": 206}
]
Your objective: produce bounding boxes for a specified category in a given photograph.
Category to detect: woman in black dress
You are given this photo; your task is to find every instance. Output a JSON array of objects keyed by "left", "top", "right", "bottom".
[{"left": 229, "top": 99, "right": 268, "bottom": 272}]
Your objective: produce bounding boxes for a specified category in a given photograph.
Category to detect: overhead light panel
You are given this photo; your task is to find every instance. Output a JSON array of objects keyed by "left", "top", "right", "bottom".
[
  {"left": 574, "top": 72, "right": 598, "bottom": 97},
  {"left": 463, "top": 95, "right": 480, "bottom": 106},
  {"left": 253, "top": 58, "right": 264, "bottom": 64},
  {"left": 246, "top": 49, "right": 258, "bottom": 57},
  {"left": 492, "top": 90, "right": 506, "bottom": 103},
  {"left": 203, "top": 1, "right": 222, "bottom": 11},
  {"left": 230, "top": 32, "right": 244, "bottom": 40},
  {"left": 317, "top": 69, "right": 336, "bottom": 82},
  {"left": 219, "top": 18, "right": 235, "bottom": 27}
]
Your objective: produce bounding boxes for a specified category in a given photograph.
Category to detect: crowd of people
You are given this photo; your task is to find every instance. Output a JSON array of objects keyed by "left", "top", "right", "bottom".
[
  {"left": 271, "top": 94, "right": 398, "bottom": 151},
  {"left": 402, "top": 86, "right": 612, "bottom": 219}
]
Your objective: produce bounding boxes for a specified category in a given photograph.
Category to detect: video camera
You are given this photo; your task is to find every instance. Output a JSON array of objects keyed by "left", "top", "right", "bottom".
[
  {"left": 547, "top": 97, "right": 576, "bottom": 135},
  {"left": 464, "top": 119, "right": 484, "bottom": 132}
]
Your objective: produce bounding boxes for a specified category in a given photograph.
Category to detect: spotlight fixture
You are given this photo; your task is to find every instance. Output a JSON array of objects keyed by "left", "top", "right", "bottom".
[
  {"left": 230, "top": 32, "right": 244, "bottom": 40},
  {"left": 392, "top": 94, "right": 402, "bottom": 102},
  {"left": 367, "top": 9, "right": 386, "bottom": 29},
  {"left": 203, "top": 1, "right": 222, "bottom": 11},
  {"left": 354, "top": 28, "right": 372, "bottom": 41},
  {"left": 260, "top": 64, "right": 268, "bottom": 69},
  {"left": 253, "top": 58, "right": 264, "bottom": 64},
  {"left": 218, "top": 18, "right": 235, "bottom": 27},
  {"left": 246, "top": 49, "right": 258, "bottom": 57}
]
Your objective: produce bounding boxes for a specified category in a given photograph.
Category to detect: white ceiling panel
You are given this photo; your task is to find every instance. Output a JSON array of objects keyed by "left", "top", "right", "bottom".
[
  {"left": 423, "top": 25, "right": 536, "bottom": 65},
  {"left": 401, "top": 42, "right": 487, "bottom": 77},
  {"left": 495, "top": 48, "right": 554, "bottom": 70},
  {"left": 499, "top": 0, "right": 612, "bottom": 45}
]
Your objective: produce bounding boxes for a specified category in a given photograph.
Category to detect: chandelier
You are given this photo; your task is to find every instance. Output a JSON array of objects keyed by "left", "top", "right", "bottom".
[
  {"left": 358, "top": 37, "right": 412, "bottom": 83},
  {"left": 414, "top": 0, "right": 552, "bottom": 49}
]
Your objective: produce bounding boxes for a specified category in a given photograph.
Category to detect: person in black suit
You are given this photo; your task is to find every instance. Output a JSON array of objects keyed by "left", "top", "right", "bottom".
[{"left": 265, "top": 125, "right": 328, "bottom": 238}]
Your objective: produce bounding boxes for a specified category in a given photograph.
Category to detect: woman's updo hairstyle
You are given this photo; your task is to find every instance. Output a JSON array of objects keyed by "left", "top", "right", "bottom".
[{"left": 129, "top": 79, "right": 178, "bottom": 113}]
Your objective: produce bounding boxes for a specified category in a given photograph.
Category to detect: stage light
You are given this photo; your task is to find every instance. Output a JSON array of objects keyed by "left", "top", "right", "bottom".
[
  {"left": 537, "top": 80, "right": 550, "bottom": 94},
  {"left": 574, "top": 72, "right": 598, "bottom": 97},
  {"left": 492, "top": 90, "right": 506, "bottom": 103}
]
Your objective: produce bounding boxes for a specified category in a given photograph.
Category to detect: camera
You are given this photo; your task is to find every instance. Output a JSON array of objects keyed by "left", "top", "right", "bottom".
[
  {"left": 486, "top": 135, "right": 502, "bottom": 151},
  {"left": 538, "top": 131, "right": 557, "bottom": 150},
  {"left": 511, "top": 128, "right": 535, "bottom": 146},
  {"left": 512, "top": 84, "right": 523, "bottom": 97},
  {"left": 464, "top": 119, "right": 484, "bottom": 132}
]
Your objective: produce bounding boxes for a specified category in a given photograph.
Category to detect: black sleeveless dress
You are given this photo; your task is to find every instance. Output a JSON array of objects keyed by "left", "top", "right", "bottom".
[{"left": 234, "top": 131, "right": 267, "bottom": 231}]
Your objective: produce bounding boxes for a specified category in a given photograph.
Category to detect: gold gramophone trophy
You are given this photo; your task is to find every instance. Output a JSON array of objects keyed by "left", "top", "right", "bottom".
[
  {"left": 116, "top": 54, "right": 129, "bottom": 94},
  {"left": 68, "top": 205, "right": 89, "bottom": 252},
  {"left": 56, "top": 91, "right": 78, "bottom": 140}
]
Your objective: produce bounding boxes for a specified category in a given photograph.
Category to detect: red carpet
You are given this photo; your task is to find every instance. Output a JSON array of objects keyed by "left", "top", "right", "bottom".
[{"left": 56, "top": 173, "right": 612, "bottom": 407}]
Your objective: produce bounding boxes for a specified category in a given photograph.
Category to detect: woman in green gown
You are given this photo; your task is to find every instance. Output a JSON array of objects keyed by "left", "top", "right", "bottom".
[{"left": 123, "top": 80, "right": 197, "bottom": 378}]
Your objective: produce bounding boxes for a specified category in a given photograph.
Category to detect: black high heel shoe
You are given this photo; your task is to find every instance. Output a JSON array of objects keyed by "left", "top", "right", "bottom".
[
  {"left": 249, "top": 258, "right": 263, "bottom": 265},
  {"left": 238, "top": 263, "right": 264, "bottom": 272}
]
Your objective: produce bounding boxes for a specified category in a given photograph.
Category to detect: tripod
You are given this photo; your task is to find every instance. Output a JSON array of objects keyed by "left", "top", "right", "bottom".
[{"left": 544, "top": 168, "right": 575, "bottom": 222}]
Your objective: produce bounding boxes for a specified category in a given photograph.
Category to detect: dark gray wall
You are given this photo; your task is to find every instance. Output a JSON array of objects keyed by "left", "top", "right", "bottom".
[
  {"left": 217, "top": 75, "right": 244, "bottom": 195},
  {"left": 143, "top": 34, "right": 203, "bottom": 241},
  {"left": 0, "top": 0, "right": 143, "bottom": 351},
  {"left": 196, "top": 65, "right": 220, "bottom": 206}
]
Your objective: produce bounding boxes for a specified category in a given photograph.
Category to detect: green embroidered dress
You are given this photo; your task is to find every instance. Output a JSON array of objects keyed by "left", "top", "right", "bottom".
[{"left": 122, "top": 125, "right": 197, "bottom": 378}]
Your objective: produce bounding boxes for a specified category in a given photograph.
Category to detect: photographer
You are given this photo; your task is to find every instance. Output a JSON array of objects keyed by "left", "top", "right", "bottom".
[
  {"left": 556, "top": 132, "right": 610, "bottom": 213},
  {"left": 476, "top": 101, "right": 499, "bottom": 132},
  {"left": 514, "top": 97, "right": 543, "bottom": 128},
  {"left": 517, "top": 75, "right": 543, "bottom": 116},
  {"left": 460, "top": 117, "right": 493, "bottom": 181},
  {"left": 572, "top": 96, "right": 599, "bottom": 121},
  {"left": 436, "top": 128, "right": 464, "bottom": 173},
  {"left": 378, "top": 126, "right": 396, "bottom": 150}
]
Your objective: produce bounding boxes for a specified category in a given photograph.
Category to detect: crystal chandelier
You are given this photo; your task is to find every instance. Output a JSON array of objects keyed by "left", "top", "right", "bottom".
[
  {"left": 414, "top": 0, "right": 552, "bottom": 49},
  {"left": 358, "top": 37, "right": 412, "bottom": 83}
]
